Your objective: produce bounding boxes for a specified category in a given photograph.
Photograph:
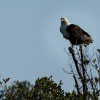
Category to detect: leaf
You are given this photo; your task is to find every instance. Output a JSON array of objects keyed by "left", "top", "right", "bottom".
[
  {"left": 0, "top": 81, "right": 2, "bottom": 84},
  {"left": 92, "top": 59, "right": 96, "bottom": 63},
  {"left": 94, "top": 77, "right": 98, "bottom": 83},
  {"left": 97, "top": 49, "right": 100, "bottom": 53},
  {"left": 3, "top": 78, "right": 10, "bottom": 83}
]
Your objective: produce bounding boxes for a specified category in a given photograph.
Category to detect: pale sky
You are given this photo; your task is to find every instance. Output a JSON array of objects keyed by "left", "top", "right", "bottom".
[{"left": 0, "top": 0, "right": 100, "bottom": 92}]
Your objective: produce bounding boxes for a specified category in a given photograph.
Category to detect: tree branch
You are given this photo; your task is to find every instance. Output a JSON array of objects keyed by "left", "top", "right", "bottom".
[
  {"left": 73, "top": 75, "right": 81, "bottom": 95},
  {"left": 68, "top": 47, "right": 83, "bottom": 82},
  {"left": 79, "top": 45, "right": 88, "bottom": 100}
]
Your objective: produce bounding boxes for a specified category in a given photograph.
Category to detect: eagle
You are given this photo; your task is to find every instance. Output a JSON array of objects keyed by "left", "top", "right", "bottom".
[{"left": 60, "top": 17, "right": 93, "bottom": 47}]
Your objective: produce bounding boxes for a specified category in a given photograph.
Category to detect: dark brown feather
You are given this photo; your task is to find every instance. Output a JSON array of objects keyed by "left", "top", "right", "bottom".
[{"left": 66, "top": 24, "right": 93, "bottom": 45}]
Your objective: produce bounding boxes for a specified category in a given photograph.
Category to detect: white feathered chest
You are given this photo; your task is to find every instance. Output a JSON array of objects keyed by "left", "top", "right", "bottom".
[{"left": 60, "top": 24, "right": 70, "bottom": 39}]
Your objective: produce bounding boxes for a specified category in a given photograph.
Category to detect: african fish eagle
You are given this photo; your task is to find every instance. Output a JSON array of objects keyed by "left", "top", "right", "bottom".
[{"left": 60, "top": 17, "right": 93, "bottom": 47}]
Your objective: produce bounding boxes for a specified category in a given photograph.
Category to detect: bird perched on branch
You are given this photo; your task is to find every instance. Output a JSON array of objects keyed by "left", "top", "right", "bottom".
[{"left": 60, "top": 17, "right": 93, "bottom": 47}]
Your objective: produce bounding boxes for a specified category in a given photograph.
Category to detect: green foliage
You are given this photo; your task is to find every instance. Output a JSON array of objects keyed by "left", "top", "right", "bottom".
[
  {"left": 1, "top": 76, "right": 96, "bottom": 100},
  {"left": 0, "top": 76, "right": 75, "bottom": 100}
]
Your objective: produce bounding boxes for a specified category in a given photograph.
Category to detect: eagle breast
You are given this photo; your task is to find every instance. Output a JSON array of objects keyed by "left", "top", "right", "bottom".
[{"left": 60, "top": 25, "right": 70, "bottom": 39}]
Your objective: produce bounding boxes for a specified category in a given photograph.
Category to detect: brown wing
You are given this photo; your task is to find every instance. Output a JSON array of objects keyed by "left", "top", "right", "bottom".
[{"left": 66, "top": 24, "right": 93, "bottom": 45}]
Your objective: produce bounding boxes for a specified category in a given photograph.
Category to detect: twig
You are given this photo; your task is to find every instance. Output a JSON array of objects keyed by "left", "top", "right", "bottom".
[{"left": 73, "top": 75, "right": 81, "bottom": 95}]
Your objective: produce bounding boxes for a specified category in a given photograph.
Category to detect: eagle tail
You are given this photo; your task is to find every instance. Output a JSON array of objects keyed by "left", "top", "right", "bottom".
[{"left": 82, "top": 35, "right": 93, "bottom": 45}]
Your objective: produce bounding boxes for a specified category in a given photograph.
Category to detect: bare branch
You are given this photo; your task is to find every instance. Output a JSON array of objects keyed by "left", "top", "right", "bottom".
[
  {"left": 73, "top": 75, "right": 81, "bottom": 95},
  {"left": 68, "top": 47, "right": 83, "bottom": 82}
]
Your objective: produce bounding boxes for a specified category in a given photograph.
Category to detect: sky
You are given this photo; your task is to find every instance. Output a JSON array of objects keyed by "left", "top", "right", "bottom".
[{"left": 0, "top": 0, "right": 100, "bottom": 92}]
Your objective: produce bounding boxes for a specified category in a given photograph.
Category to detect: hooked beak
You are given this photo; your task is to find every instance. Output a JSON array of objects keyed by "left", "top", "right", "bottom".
[{"left": 61, "top": 18, "right": 64, "bottom": 22}]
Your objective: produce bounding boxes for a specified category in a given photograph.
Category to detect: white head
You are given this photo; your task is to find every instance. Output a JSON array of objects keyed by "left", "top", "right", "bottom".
[{"left": 61, "top": 17, "right": 71, "bottom": 26}]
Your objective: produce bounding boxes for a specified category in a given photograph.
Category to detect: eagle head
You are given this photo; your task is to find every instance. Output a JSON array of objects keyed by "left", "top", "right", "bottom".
[{"left": 61, "top": 17, "right": 71, "bottom": 26}]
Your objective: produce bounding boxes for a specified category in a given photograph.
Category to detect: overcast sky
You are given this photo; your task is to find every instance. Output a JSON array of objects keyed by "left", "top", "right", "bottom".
[{"left": 0, "top": 0, "right": 100, "bottom": 92}]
